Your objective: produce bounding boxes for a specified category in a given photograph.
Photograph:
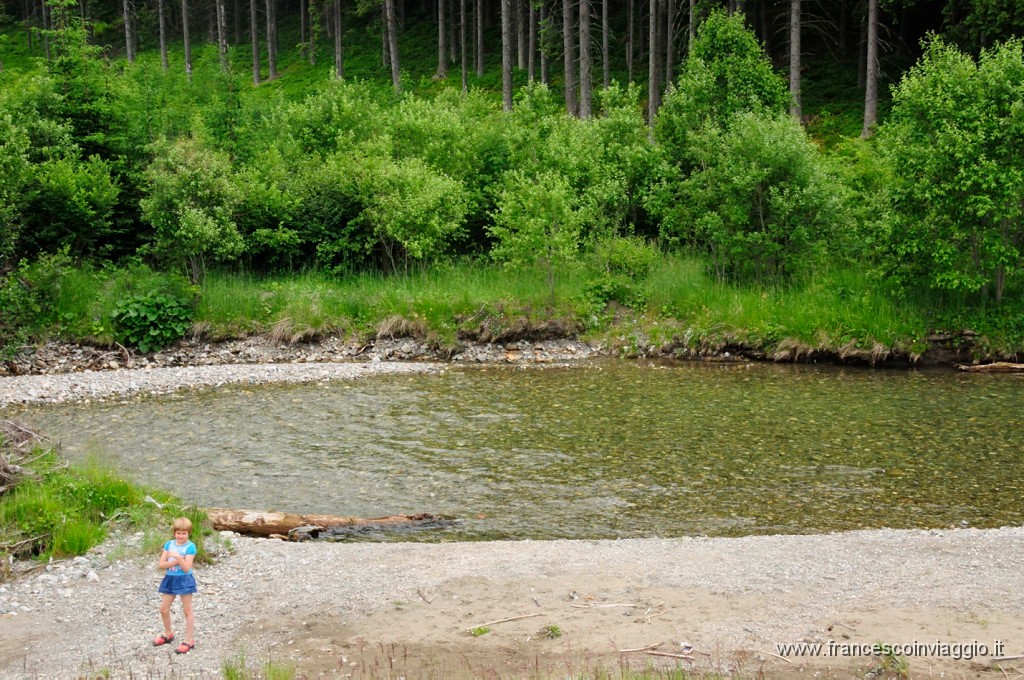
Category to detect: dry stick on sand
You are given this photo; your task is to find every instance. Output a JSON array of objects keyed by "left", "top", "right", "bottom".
[
  {"left": 416, "top": 588, "right": 437, "bottom": 604},
  {"left": 642, "top": 603, "right": 683, "bottom": 623},
  {"left": 992, "top": 655, "right": 1024, "bottom": 663},
  {"left": 619, "top": 643, "right": 662, "bottom": 653},
  {"left": 762, "top": 651, "right": 794, "bottom": 664},
  {"left": 466, "top": 613, "right": 545, "bottom": 631},
  {"left": 647, "top": 651, "right": 695, "bottom": 660},
  {"left": 571, "top": 602, "right": 640, "bottom": 609}
]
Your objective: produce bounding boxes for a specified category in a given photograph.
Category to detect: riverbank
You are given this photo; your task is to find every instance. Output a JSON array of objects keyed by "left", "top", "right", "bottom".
[
  {"left": 2, "top": 526, "right": 1023, "bottom": 679},
  {"left": 0, "top": 325, "right": 997, "bottom": 389}
]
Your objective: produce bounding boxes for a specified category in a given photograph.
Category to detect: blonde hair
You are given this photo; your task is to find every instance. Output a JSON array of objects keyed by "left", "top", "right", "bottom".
[{"left": 172, "top": 517, "right": 193, "bottom": 534}]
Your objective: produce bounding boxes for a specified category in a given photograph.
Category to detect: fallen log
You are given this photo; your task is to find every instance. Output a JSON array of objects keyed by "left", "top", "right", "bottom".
[
  {"left": 207, "top": 508, "right": 443, "bottom": 539},
  {"left": 958, "top": 362, "right": 1024, "bottom": 373}
]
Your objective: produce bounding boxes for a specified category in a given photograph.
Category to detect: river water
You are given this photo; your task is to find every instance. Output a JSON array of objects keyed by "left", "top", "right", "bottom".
[{"left": 9, "top": 361, "right": 1024, "bottom": 540}]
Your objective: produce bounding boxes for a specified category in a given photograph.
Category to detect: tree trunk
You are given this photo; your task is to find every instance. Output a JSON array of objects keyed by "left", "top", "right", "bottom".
[
  {"left": 158, "top": 0, "right": 169, "bottom": 70},
  {"left": 449, "top": 0, "right": 457, "bottom": 65},
  {"left": 476, "top": 0, "right": 484, "bottom": 76},
  {"left": 601, "top": 0, "right": 609, "bottom": 89},
  {"left": 384, "top": 0, "right": 401, "bottom": 93},
  {"left": 540, "top": 0, "right": 549, "bottom": 85},
  {"left": 437, "top": 0, "right": 448, "bottom": 77},
  {"left": 626, "top": 0, "right": 634, "bottom": 82},
  {"left": 579, "top": 0, "right": 592, "bottom": 118},
  {"left": 234, "top": 0, "right": 241, "bottom": 45},
  {"left": 516, "top": 0, "right": 525, "bottom": 69},
  {"left": 527, "top": 0, "right": 536, "bottom": 82},
  {"left": 563, "top": 0, "right": 578, "bottom": 116},
  {"left": 206, "top": 508, "right": 444, "bottom": 538},
  {"left": 334, "top": 0, "right": 343, "bottom": 78},
  {"left": 861, "top": 0, "right": 878, "bottom": 138},
  {"left": 265, "top": 0, "right": 278, "bottom": 80},
  {"left": 309, "top": 0, "right": 317, "bottom": 65},
  {"left": 123, "top": 0, "right": 135, "bottom": 62},
  {"left": 181, "top": 0, "right": 192, "bottom": 80},
  {"left": 300, "top": 0, "right": 306, "bottom": 55},
  {"left": 959, "top": 362, "right": 1024, "bottom": 373},
  {"left": 789, "top": 0, "right": 801, "bottom": 119},
  {"left": 665, "top": 0, "right": 674, "bottom": 85},
  {"left": 250, "top": 0, "right": 260, "bottom": 83},
  {"left": 501, "top": 0, "right": 513, "bottom": 110},
  {"left": 688, "top": 0, "right": 695, "bottom": 53},
  {"left": 461, "top": 0, "right": 468, "bottom": 92},
  {"left": 648, "top": 0, "right": 660, "bottom": 126},
  {"left": 217, "top": 0, "right": 228, "bottom": 72}
]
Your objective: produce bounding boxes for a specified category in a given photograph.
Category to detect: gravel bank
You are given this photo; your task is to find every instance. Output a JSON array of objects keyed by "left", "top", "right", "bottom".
[
  {"left": 2, "top": 527, "right": 1023, "bottom": 679},
  {"left": 3, "top": 355, "right": 1022, "bottom": 678},
  {"left": 0, "top": 361, "right": 445, "bottom": 407}
]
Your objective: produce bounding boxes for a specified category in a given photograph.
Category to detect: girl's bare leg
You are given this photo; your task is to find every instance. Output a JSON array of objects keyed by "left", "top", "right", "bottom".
[
  {"left": 180, "top": 594, "right": 195, "bottom": 643},
  {"left": 159, "top": 594, "right": 176, "bottom": 637}
]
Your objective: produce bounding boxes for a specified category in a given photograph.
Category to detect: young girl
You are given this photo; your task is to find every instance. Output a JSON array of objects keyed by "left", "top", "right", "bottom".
[{"left": 152, "top": 517, "right": 198, "bottom": 654}]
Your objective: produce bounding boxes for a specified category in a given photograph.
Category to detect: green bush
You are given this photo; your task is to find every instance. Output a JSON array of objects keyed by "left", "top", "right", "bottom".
[
  {"left": 112, "top": 291, "right": 194, "bottom": 352},
  {"left": 655, "top": 9, "right": 788, "bottom": 169},
  {"left": 653, "top": 111, "right": 849, "bottom": 282},
  {"left": 0, "top": 251, "right": 71, "bottom": 358},
  {"left": 591, "top": 236, "right": 659, "bottom": 279}
]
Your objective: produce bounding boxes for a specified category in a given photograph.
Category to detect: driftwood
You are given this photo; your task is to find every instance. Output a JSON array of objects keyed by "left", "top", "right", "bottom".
[
  {"left": 959, "top": 362, "right": 1024, "bottom": 373},
  {"left": 207, "top": 508, "right": 441, "bottom": 538}
]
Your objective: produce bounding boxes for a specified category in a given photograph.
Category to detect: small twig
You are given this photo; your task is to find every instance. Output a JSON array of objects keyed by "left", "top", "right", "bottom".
[
  {"left": 417, "top": 588, "right": 436, "bottom": 604},
  {"left": 644, "top": 603, "right": 683, "bottom": 622},
  {"left": 831, "top": 621, "right": 856, "bottom": 631},
  {"left": 998, "top": 664, "right": 1009, "bottom": 680},
  {"left": 2, "top": 533, "right": 50, "bottom": 552},
  {"left": 993, "top": 656, "right": 1024, "bottom": 663},
  {"left": 619, "top": 643, "right": 662, "bottom": 653},
  {"left": 571, "top": 602, "right": 639, "bottom": 609},
  {"left": 466, "top": 613, "right": 545, "bottom": 630},
  {"left": 647, "top": 651, "right": 695, "bottom": 660},
  {"left": 761, "top": 651, "right": 794, "bottom": 664},
  {"left": 115, "top": 342, "right": 132, "bottom": 365}
]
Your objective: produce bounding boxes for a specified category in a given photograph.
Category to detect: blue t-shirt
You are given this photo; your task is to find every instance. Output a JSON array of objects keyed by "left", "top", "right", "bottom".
[{"left": 163, "top": 539, "right": 196, "bottom": 575}]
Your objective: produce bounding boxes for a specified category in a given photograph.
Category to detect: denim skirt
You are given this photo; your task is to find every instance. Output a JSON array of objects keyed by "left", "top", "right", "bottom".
[{"left": 158, "top": 573, "right": 198, "bottom": 595}]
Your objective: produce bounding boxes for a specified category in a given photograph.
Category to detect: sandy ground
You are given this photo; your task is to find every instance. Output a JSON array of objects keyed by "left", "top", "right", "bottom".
[{"left": 3, "top": 529, "right": 1024, "bottom": 679}]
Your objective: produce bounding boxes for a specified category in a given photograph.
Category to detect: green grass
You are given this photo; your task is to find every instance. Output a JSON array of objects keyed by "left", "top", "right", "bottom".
[
  {"left": 642, "top": 255, "right": 928, "bottom": 354},
  {"left": 0, "top": 427, "right": 210, "bottom": 567},
  {"left": 44, "top": 253, "right": 1018, "bottom": 360},
  {"left": 221, "top": 657, "right": 296, "bottom": 680}
]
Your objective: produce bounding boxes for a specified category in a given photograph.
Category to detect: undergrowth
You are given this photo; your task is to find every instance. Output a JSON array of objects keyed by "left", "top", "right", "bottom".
[{"left": 0, "top": 421, "right": 211, "bottom": 573}]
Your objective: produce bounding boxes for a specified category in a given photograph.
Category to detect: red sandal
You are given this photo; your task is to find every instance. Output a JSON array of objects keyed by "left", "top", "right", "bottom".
[
  {"left": 152, "top": 633, "right": 175, "bottom": 646},
  {"left": 175, "top": 641, "right": 196, "bottom": 654}
]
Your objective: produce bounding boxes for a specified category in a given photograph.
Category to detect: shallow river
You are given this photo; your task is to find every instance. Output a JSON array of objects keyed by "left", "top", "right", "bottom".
[{"left": 9, "top": 361, "right": 1024, "bottom": 540}]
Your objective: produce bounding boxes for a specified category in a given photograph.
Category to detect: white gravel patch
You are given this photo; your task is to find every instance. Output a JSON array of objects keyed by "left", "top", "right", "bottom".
[{"left": 0, "top": 361, "right": 444, "bottom": 406}]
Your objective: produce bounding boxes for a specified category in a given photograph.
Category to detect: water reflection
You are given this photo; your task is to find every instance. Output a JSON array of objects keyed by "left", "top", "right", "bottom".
[{"left": 9, "top": 361, "right": 1024, "bottom": 539}]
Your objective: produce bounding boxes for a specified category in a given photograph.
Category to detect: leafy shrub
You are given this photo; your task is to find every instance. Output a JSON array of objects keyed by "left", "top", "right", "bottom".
[
  {"left": 139, "top": 137, "right": 245, "bottom": 283},
  {"left": 112, "top": 291, "right": 194, "bottom": 352},
  {"left": 0, "top": 251, "right": 71, "bottom": 358},
  {"left": 877, "top": 36, "right": 1024, "bottom": 303},
  {"left": 580, "top": 274, "right": 645, "bottom": 312},
  {"left": 592, "top": 236, "right": 659, "bottom": 279},
  {"left": 655, "top": 9, "right": 788, "bottom": 168},
  {"left": 652, "top": 111, "right": 848, "bottom": 282}
]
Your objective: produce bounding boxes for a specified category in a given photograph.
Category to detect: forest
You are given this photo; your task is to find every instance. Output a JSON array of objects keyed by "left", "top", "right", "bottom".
[{"left": 0, "top": 0, "right": 1023, "bottom": 360}]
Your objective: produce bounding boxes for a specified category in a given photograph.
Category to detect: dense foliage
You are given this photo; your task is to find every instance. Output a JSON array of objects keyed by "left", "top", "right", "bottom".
[{"left": 0, "top": 1, "right": 1022, "bottom": 357}]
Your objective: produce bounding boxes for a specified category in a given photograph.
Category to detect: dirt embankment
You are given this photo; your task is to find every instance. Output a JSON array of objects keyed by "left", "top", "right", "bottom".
[{"left": 0, "top": 325, "right": 1009, "bottom": 379}]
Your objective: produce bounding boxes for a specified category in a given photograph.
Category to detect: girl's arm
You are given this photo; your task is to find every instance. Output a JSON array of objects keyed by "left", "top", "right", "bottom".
[
  {"left": 157, "top": 549, "right": 178, "bottom": 570},
  {"left": 176, "top": 552, "right": 196, "bottom": 572}
]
